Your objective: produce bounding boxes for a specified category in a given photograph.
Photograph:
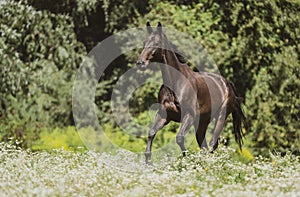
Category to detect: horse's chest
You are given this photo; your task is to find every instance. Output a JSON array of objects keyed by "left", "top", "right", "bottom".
[
  {"left": 163, "top": 101, "right": 180, "bottom": 112},
  {"left": 158, "top": 85, "right": 181, "bottom": 121},
  {"left": 161, "top": 100, "right": 181, "bottom": 122}
]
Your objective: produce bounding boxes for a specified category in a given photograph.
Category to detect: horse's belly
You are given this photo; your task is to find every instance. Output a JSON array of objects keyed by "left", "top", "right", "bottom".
[{"left": 196, "top": 75, "right": 225, "bottom": 116}]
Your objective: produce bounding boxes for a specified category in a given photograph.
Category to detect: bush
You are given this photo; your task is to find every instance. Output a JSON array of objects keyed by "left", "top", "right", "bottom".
[
  {"left": 32, "top": 126, "right": 86, "bottom": 151},
  {"left": 1, "top": 0, "right": 299, "bottom": 156},
  {"left": 0, "top": 0, "right": 85, "bottom": 147}
]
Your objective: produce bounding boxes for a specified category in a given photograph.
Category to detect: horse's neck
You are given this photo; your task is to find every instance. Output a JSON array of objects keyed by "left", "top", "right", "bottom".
[{"left": 161, "top": 49, "right": 192, "bottom": 89}]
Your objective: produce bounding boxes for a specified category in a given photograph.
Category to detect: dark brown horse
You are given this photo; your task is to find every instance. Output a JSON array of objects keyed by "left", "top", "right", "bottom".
[{"left": 137, "top": 22, "right": 246, "bottom": 164}]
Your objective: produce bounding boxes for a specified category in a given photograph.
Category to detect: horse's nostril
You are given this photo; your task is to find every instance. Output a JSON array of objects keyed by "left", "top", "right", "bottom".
[{"left": 136, "top": 60, "right": 144, "bottom": 66}]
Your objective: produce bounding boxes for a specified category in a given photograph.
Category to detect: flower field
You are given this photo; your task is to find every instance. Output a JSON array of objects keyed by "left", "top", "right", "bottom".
[{"left": 1, "top": 143, "right": 299, "bottom": 196}]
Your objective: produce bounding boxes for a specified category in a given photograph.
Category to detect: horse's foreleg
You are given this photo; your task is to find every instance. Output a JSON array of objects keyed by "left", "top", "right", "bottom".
[
  {"left": 145, "top": 112, "right": 168, "bottom": 164},
  {"left": 176, "top": 113, "right": 194, "bottom": 156}
]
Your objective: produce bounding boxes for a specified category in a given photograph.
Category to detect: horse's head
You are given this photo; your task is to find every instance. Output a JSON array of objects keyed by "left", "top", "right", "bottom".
[{"left": 137, "top": 22, "right": 168, "bottom": 68}]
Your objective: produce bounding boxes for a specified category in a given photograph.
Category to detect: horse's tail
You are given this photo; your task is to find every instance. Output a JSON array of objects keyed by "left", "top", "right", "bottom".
[{"left": 229, "top": 82, "right": 246, "bottom": 150}]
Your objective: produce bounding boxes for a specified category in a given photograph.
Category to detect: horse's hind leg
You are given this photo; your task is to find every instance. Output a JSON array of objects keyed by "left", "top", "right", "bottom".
[
  {"left": 209, "top": 106, "right": 228, "bottom": 152},
  {"left": 145, "top": 112, "right": 168, "bottom": 164},
  {"left": 195, "top": 118, "right": 209, "bottom": 149}
]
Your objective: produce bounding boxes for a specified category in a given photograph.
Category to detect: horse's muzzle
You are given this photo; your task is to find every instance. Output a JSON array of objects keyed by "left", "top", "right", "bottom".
[
  {"left": 136, "top": 60, "right": 144, "bottom": 66},
  {"left": 136, "top": 60, "right": 147, "bottom": 70}
]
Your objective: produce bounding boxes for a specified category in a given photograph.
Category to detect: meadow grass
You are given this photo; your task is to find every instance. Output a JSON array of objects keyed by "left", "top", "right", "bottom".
[{"left": 0, "top": 142, "right": 299, "bottom": 196}]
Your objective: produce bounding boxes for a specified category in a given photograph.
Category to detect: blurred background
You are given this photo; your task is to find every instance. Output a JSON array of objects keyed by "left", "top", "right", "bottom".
[{"left": 0, "top": 0, "right": 299, "bottom": 156}]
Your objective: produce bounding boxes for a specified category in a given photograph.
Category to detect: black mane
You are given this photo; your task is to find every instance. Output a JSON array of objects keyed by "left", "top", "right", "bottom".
[{"left": 170, "top": 42, "right": 187, "bottom": 64}]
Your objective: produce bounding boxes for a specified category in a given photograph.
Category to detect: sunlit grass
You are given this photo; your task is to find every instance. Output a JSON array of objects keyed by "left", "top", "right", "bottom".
[{"left": 0, "top": 143, "right": 299, "bottom": 196}]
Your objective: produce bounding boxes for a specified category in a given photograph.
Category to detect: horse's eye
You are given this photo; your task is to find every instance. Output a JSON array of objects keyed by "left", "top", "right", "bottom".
[{"left": 151, "top": 50, "right": 156, "bottom": 56}]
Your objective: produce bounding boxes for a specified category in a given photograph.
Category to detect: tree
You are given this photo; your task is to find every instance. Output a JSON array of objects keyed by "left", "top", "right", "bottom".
[{"left": 0, "top": 0, "right": 85, "bottom": 147}]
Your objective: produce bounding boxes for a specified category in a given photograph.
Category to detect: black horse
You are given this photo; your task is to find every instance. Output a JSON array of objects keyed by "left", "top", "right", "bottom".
[{"left": 137, "top": 22, "right": 246, "bottom": 164}]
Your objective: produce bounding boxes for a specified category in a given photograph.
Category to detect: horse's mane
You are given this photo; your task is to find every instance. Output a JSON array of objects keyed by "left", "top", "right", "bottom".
[
  {"left": 170, "top": 42, "right": 187, "bottom": 64},
  {"left": 158, "top": 31, "right": 188, "bottom": 64},
  {"left": 175, "top": 52, "right": 187, "bottom": 64}
]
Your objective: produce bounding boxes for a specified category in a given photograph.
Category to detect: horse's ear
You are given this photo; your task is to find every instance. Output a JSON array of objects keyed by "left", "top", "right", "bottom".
[
  {"left": 157, "top": 22, "right": 162, "bottom": 34},
  {"left": 146, "top": 21, "right": 153, "bottom": 34}
]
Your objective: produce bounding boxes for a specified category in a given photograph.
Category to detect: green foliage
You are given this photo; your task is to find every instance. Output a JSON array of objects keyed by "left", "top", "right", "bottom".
[
  {"left": 235, "top": 148, "right": 255, "bottom": 164},
  {"left": 128, "top": 1, "right": 229, "bottom": 71},
  {"left": 217, "top": 0, "right": 299, "bottom": 155},
  {"left": 129, "top": 81, "right": 161, "bottom": 114},
  {"left": 101, "top": 110, "right": 178, "bottom": 153},
  {"left": 246, "top": 48, "right": 300, "bottom": 155},
  {"left": 217, "top": 0, "right": 300, "bottom": 155},
  {"left": 0, "top": 0, "right": 299, "bottom": 157},
  {"left": 0, "top": 0, "right": 85, "bottom": 147},
  {"left": 32, "top": 126, "right": 86, "bottom": 151},
  {"left": 129, "top": 0, "right": 300, "bottom": 155},
  {"left": 101, "top": 0, "right": 149, "bottom": 33}
]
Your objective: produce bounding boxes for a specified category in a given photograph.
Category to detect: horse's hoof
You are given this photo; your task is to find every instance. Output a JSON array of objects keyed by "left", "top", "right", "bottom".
[
  {"left": 199, "top": 148, "right": 208, "bottom": 155},
  {"left": 146, "top": 161, "right": 153, "bottom": 166},
  {"left": 182, "top": 150, "right": 188, "bottom": 157}
]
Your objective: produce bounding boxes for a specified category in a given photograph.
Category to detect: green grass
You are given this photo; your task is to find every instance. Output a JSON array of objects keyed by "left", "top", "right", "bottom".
[{"left": 0, "top": 143, "right": 299, "bottom": 196}]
